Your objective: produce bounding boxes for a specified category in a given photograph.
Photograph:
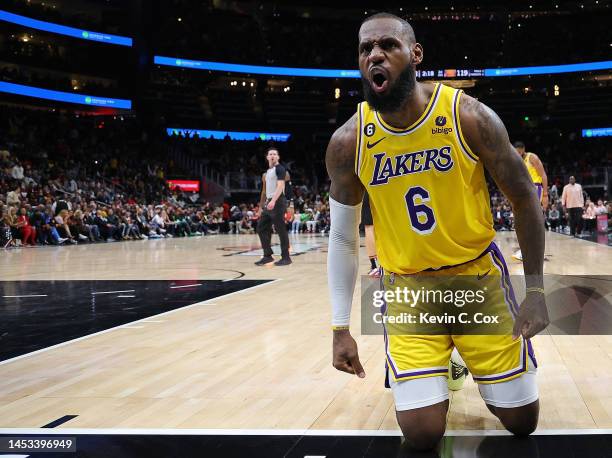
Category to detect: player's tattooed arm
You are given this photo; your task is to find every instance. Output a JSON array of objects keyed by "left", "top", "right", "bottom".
[
  {"left": 325, "top": 113, "right": 365, "bottom": 205},
  {"left": 460, "top": 94, "right": 549, "bottom": 339}
]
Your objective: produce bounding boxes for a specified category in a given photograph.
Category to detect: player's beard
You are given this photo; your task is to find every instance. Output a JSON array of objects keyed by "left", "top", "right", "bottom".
[{"left": 361, "top": 63, "right": 416, "bottom": 113}]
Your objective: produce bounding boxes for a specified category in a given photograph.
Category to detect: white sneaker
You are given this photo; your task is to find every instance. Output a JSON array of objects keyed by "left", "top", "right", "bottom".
[
  {"left": 78, "top": 234, "right": 88, "bottom": 240},
  {"left": 512, "top": 250, "right": 523, "bottom": 262},
  {"left": 58, "top": 237, "right": 68, "bottom": 244}
]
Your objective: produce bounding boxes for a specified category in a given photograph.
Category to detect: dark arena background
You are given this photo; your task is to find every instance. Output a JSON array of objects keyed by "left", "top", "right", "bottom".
[{"left": 0, "top": 0, "right": 611, "bottom": 457}]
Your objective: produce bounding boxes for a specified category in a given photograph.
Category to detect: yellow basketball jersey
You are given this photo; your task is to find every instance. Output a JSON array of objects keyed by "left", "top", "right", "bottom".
[
  {"left": 355, "top": 83, "right": 495, "bottom": 274},
  {"left": 523, "top": 152, "right": 542, "bottom": 184}
]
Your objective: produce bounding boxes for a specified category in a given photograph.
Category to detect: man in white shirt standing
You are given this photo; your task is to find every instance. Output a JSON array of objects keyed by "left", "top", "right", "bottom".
[{"left": 561, "top": 176, "right": 584, "bottom": 237}]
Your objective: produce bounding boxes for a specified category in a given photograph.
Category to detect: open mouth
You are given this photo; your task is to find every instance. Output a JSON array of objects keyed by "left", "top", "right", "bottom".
[{"left": 370, "top": 68, "right": 389, "bottom": 93}]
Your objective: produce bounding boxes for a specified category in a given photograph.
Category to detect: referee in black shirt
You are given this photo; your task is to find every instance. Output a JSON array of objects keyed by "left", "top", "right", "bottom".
[{"left": 255, "top": 147, "right": 292, "bottom": 266}]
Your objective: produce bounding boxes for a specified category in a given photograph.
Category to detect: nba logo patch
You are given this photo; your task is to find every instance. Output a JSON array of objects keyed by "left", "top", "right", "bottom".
[{"left": 435, "top": 116, "right": 447, "bottom": 126}]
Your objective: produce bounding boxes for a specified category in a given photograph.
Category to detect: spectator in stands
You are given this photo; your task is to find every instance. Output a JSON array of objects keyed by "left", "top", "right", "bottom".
[
  {"left": 55, "top": 209, "right": 77, "bottom": 244},
  {"left": 173, "top": 208, "right": 193, "bottom": 237},
  {"left": 306, "top": 209, "right": 320, "bottom": 233},
  {"left": 123, "top": 212, "right": 143, "bottom": 239},
  {"left": 94, "top": 209, "right": 115, "bottom": 241},
  {"left": 549, "top": 183, "right": 559, "bottom": 201},
  {"left": 302, "top": 209, "right": 314, "bottom": 233},
  {"left": 150, "top": 208, "right": 168, "bottom": 237},
  {"left": 11, "top": 161, "right": 24, "bottom": 181},
  {"left": 582, "top": 201, "right": 597, "bottom": 234},
  {"left": 4, "top": 207, "right": 22, "bottom": 246},
  {"left": 42, "top": 207, "right": 65, "bottom": 245},
  {"left": 30, "top": 204, "right": 45, "bottom": 243},
  {"left": 83, "top": 208, "right": 102, "bottom": 241},
  {"left": 284, "top": 205, "right": 294, "bottom": 232},
  {"left": 547, "top": 205, "right": 561, "bottom": 232},
  {"left": 595, "top": 199, "right": 607, "bottom": 215},
  {"left": 17, "top": 207, "right": 36, "bottom": 246},
  {"left": 161, "top": 209, "right": 176, "bottom": 236},
  {"left": 492, "top": 204, "right": 503, "bottom": 230},
  {"left": 291, "top": 209, "right": 301, "bottom": 233},
  {"left": 52, "top": 192, "right": 71, "bottom": 215},
  {"left": 317, "top": 204, "right": 330, "bottom": 234},
  {"left": 228, "top": 205, "right": 243, "bottom": 234},
  {"left": 239, "top": 214, "right": 255, "bottom": 234},
  {"left": 106, "top": 208, "right": 125, "bottom": 240},
  {"left": 187, "top": 210, "right": 207, "bottom": 235},
  {"left": 7, "top": 185, "right": 21, "bottom": 206},
  {"left": 135, "top": 207, "right": 153, "bottom": 238},
  {"left": 0, "top": 206, "right": 13, "bottom": 248},
  {"left": 68, "top": 211, "right": 89, "bottom": 242},
  {"left": 72, "top": 209, "right": 96, "bottom": 242}
]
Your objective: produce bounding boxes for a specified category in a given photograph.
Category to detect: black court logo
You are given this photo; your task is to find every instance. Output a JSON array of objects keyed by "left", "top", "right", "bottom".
[
  {"left": 364, "top": 123, "right": 376, "bottom": 137},
  {"left": 435, "top": 116, "right": 447, "bottom": 126}
]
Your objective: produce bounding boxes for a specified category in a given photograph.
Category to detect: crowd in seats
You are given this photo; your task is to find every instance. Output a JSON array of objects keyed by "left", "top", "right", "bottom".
[
  {"left": 0, "top": 150, "right": 332, "bottom": 249},
  {"left": 489, "top": 184, "right": 612, "bottom": 237},
  {"left": 0, "top": 106, "right": 333, "bottom": 249}
]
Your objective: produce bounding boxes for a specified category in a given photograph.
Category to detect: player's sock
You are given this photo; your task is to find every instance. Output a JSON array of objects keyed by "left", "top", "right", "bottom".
[{"left": 447, "top": 348, "right": 468, "bottom": 391}]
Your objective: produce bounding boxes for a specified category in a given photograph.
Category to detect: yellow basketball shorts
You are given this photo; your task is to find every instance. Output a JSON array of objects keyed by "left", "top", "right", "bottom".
[{"left": 382, "top": 242, "right": 537, "bottom": 385}]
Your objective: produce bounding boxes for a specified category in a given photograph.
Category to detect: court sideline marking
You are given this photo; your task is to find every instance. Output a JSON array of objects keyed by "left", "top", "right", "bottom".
[
  {"left": 0, "top": 279, "right": 281, "bottom": 367},
  {"left": 1, "top": 427, "right": 611, "bottom": 436}
]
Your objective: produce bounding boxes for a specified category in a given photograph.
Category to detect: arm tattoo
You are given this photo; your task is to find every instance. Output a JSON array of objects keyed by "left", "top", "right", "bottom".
[
  {"left": 461, "top": 95, "right": 531, "bottom": 199},
  {"left": 325, "top": 115, "right": 364, "bottom": 205},
  {"left": 460, "top": 94, "right": 544, "bottom": 283}
]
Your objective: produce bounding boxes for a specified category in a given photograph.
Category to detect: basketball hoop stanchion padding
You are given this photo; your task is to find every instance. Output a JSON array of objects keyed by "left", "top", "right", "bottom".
[{"left": 596, "top": 214, "right": 607, "bottom": 233}]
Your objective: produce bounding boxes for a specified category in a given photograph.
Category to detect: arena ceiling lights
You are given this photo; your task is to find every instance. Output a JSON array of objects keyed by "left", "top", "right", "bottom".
[
  {"left": 155, "top": 55, "right": 612, "bottom": 79},
  {"left": 0, "top": 9, "right": 132, "bottom": 46},
  {"left": 0, "top": 81, "right": 132, "bottom": 109}
]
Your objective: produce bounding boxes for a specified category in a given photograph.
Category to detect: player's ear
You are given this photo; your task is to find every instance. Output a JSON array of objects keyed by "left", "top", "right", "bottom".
[{"left": 412, "top": 43, "right": 423, "bottom": 66}]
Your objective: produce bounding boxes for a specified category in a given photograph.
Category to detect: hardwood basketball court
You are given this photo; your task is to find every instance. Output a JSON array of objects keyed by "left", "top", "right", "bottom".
[{"left": 1, "top": 231, "right": 611, "bottom": 436}]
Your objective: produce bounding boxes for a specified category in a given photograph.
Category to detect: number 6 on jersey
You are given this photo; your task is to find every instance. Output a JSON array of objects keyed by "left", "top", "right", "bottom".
[{"left": 405, "top": 186, "right": 436, "bottom": 234}]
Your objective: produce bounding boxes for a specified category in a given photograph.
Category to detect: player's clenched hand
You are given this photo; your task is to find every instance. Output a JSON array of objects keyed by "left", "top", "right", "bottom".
[
  {"left": 512, "top": 291, "right": 549, "bottom": 340},
  {"left": 332, "top": 330, "right": 365, "bottom": 378}
]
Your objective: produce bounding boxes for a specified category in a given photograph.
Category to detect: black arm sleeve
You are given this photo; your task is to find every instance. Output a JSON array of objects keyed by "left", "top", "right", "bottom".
[{"left": 275, "top": 164, "right": 286, "bottom": 180}]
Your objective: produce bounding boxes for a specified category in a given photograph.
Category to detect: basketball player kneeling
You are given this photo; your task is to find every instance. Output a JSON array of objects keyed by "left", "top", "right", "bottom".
[{"left": 326, "top": 13, "right": 549, "bottom": 451}]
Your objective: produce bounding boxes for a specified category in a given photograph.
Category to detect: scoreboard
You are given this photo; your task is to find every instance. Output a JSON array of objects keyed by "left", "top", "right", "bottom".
[{"left": 416, "top": 69, "right": 485, "bottom": 78}]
